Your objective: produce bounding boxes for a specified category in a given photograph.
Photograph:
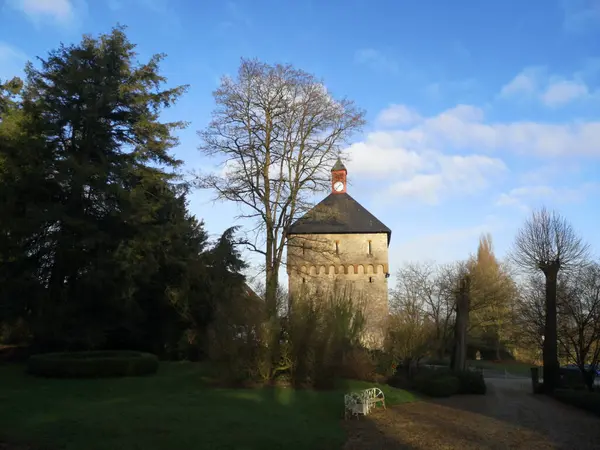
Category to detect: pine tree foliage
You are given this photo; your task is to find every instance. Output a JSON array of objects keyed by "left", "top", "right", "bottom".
[{"left": 0, "top": 27, "right": 247, "bottom": 354}]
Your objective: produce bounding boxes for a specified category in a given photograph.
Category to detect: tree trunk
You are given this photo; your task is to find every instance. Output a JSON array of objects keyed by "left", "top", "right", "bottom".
[
  {"left": 265, "top": 260, "right": 279, "bottom": 317},
  {"left": 542, "top": 266, "right": 560, "bottom": 393},
  {"left": 264, "top": 226, "right": 279, "bottom": 317},
  {"left": 451, "top": 276, "right": 470, "bottom": 372}
]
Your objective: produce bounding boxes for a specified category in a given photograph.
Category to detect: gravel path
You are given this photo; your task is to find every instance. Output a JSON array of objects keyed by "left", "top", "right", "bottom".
[{"left": 344, "top": 378, "right": 600, "bottom": 449}]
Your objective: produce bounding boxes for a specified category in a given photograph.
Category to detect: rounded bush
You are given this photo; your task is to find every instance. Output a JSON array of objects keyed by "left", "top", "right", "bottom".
[{"left": 27, "top": 350, "right": 159, "bottom": 378}]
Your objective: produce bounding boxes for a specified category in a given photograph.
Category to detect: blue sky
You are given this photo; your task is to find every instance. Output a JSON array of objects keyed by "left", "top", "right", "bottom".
[{"left": 1, "top": 0, "right": 600, "bottom": 285}]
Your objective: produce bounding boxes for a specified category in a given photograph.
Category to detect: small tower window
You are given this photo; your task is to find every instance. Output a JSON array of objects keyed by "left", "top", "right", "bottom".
[
  {"left": 302, "top": 278, "right": 306, "bottom": 284},
  {"left": 335, "top": 240, "right": 339, "bottom": 255},
  {"left": 302, "top": 242, "right": 306, "bottom": 256},
  {"left": 369, "top": 276, "right": 374, "bottom": 283},
  {"left": 368, "top": 240, "right": 372, "bottom": 255}
]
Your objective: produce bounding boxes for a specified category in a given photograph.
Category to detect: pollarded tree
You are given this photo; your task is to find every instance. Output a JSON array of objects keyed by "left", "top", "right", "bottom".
[
  {"left": 511, "top": 207, "right": 589, "bottom": 392},
  {"left": 197, "top": 59, "right": 365, "bottom": 311}
]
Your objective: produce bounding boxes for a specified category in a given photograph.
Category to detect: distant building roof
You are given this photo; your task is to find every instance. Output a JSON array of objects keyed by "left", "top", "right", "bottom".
[{"left": 287, "top": 192, "right": 391, "bottom": 244}]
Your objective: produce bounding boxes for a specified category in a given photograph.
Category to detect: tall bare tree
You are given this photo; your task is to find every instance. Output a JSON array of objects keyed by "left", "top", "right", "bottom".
[
  {"left": 393, "top": 261, "right": 459, "bottom": 359},
  {"left": 512, "top": 274, "right": 547, "bottom": 362},
  {"left": 197, "top": 59, "right": 365, "bottom": 310},
  {"left": 511, "top": 207, "right": 589, "bottom": 392}
]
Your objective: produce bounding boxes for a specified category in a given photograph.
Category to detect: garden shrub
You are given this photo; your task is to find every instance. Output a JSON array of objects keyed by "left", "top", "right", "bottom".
[
  {"left": 558, "top": 368, "right": 592, "bottom": 390},
  {"left": 287, "top": 290, "right": 367, "bottom": 388},
  {"left": 338, "top": 347, "right": 377, "bottom": 382},
  {"left": 370, "top": 349, "right": 395, "bottom": 377},
  {"left": 414, "top": 373, "right": 460, "bottom": 397},
  {"left": 27, "top": 350, "right": 159, "bottom": 378},
  {"left": 552, "top": 389, "right": 600, "bottom": 417},
  {"left": 455, "top": 370, "right": 487, "bottom": 395},
  {"left": 387, "top": 372, "right": 411, "bottom": 389},
  {"left": 410, "top": 368, "right": 484, "bottom": 396}
]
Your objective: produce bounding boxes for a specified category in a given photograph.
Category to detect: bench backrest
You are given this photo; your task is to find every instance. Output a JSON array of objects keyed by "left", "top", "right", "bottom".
[{"left": 363, "top": 387, "right": 384, "bottom": 399}]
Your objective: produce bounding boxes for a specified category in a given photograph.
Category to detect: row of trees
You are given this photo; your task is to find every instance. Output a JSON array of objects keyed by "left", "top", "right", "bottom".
[
  {"left": 389, "top": 234, "right": 515, "bottom": 364},
  {"left": 389, "top": 211, "right": 599, "bottom": 392},
  {"left": 0, "top": 28, "right": 248, "bottom": 357}
]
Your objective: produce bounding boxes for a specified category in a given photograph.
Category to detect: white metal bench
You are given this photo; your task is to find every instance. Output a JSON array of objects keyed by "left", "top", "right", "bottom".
[
  {"left": 363, "top": 387, "right": 386, "bottom": 412},
  {"left": 343, "top": 387, "right": 386, "bottom": 419}
]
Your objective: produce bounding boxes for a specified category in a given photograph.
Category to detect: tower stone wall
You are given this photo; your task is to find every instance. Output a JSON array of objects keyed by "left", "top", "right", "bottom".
[{"left": 286, "top": 232, "right": 389, "bottom": 347}]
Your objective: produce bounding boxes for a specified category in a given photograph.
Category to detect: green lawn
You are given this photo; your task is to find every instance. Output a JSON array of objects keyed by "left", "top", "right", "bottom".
[{"left": 0, "top": 362, "right": 417, "bottom": 450}]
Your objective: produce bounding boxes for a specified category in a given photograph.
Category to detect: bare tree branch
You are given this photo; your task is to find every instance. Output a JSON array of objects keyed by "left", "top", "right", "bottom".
[{"left": 196, "top": 59, "right": 365, "bottom": 307}]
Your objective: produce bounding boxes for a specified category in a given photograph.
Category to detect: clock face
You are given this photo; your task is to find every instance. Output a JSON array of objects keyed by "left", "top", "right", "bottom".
[{"left": 333, "top": 181, "right": 344, "bottom": 192}]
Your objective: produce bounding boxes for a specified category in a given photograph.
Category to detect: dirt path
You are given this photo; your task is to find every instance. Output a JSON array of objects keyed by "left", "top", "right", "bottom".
[{"left": 344, "top": 378, "right": 600, "bottom": 449}]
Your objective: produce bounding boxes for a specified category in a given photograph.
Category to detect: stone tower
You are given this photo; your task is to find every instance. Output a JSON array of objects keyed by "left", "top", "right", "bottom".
[{"left": 286, "top": 159, "right": 391, "bottom": 347}]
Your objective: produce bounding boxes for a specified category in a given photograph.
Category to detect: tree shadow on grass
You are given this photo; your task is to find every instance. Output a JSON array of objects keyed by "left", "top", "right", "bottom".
[{"left": 0, "top": 363, "right": 348, "bottom": 450}]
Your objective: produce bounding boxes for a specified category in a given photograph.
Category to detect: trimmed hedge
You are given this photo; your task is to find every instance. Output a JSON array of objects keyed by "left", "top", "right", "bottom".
[
  {"left": 408, "top": 368, "right": 486, "bottom": 397},
  {"left": 27, "top": 350, "right": 159, "bottom": 378},
  {"left": 416, "top": 374, "right": 459, "bottom": 397},
  {"left": 552, "top": 389, "right": 600, "bottom": 417},
  {"left": 413, "top": 371, "right": 460, "bottom": 397},
  {"left": 455, "top": 370, "right": 487, "bottom": 395}
]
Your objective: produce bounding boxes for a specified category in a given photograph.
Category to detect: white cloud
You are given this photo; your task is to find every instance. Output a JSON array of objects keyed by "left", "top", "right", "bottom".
[
  {"left": 519, "top": 163, "right": 581, "bottom": 185},
  {"left": 496, "top": 182, "right": 600, "bottom": 210},
  {"left": 376, "top": 104, "right": 421, "bottom": 127},
  {"left": 541, "top": 79, "right": 589, "bottom": 106},
  {"left": 350, "top": 103, "right": 600, "bottom": 163},
  {"left": 500, "top": 68, "right": 540, "bottom": 97},
  {"left": 354, "top": 49, "right": 398, "bottom": 74},
  {"left": 8, "top": 0, "right": 75, "bottom": 24},
  {"left": 345, "top": 103, "right": 600, "bottom": 205},
  {"left": 387, "top": 154, "right": 506, "bottom": 205},
  {"left": 500, "top": 66, "right": 595, "bottom": 107}
]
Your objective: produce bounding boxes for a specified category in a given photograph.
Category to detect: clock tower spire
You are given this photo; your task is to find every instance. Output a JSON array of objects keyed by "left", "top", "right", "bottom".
[{"left": 331, "top": 158, "right": 347, "bottom": 194}]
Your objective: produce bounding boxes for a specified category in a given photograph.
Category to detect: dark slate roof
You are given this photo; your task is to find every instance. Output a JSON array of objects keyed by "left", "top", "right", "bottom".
[
  {"left": 288, "top": 193, "right": 391, "bottom": 244},
  {"left": 331, "top": 158, "right": 347, "bottom": 172}
]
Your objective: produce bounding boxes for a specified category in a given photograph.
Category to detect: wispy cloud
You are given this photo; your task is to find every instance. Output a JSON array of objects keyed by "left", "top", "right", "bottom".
[
  {"left": 376, "top": 104, "right": 421, "bottom": 128},
  {"left": 391, "top": 215, "right": 506, "bottom": 266},
  {"left": 344, "top": 102, "right": 600, "bottom": 206},
  {"left": 7, "top": 0, "right": 76, "bottom": 26},
  {"left": 424, "top": 78, "right": 478, "bottom": 100},
  {"left": 354, "top": 48, "right": 398, "bottom": 74},
  {"left": 561, "top": 0, "right": 600, "bottom": 33},
  {"left": 0, "top": 42, "right": 29, "bottom": 80},
  {"left": 499, "top": 67, "right": 542, "bottom": 97},
  {"left": 499, "top": 65, "right": 597, "bottom": 107},
  {"left": 225, "top": 1, "right": 252, "bottom": 27},
  {"left": 496, "top": 183, "right": 600, "bottom": 210}
]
